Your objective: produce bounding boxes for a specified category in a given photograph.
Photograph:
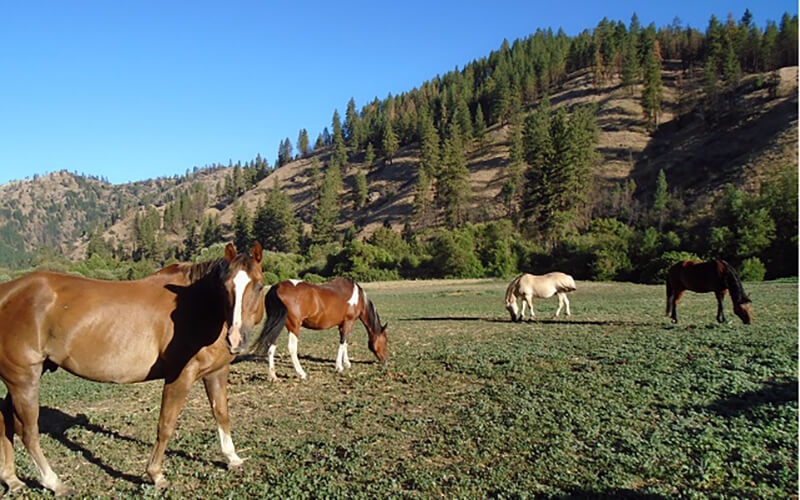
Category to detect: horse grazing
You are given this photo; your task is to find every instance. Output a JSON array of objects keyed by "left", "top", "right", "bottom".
[
  {"left": 251, "top": 277, "right": 387, "bottom": 380},
  {"left": 505, "top": 272, "right": 576, "bottom": 322},
  {"left": 0, "top": 242, "right": 265, "bottom": 495},
  {"left": 666, "top": 259, "right": 752, "bottom": 324}
]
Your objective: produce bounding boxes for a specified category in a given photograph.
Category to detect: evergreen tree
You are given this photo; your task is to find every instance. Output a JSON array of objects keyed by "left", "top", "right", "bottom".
[
  {"left": 345, "top": 98, "right": 365, "bottom": 151},
  {"left": 253, "top": 188, "right": 299, "bottom": 253},
  {"left": 311, "top": 164, "right": 341, "bottom": 245},
  {"left": 331, "top": 109, "right": 348, "bottom": 169},
  {"left": 437, "top": 122, "right": 471, "bottom": 228},
  {"left": 641, "top": 38, "right": 663, "bottom": 129},
  {"left": 232, "top": 202, "right": 252, "bottom": 252},
  {"left": 297, "top": 129, "right": 310, "bottom": 157},
  {"left": 183, "top": 222, "right": 200, "bottom": 259},
  {"left": 381, "top": 118, "right": 399, "bottom": 165},
  {"left": 473, "top": 104, "right": 488, "bottom": 148},
  {"left": 353, "top": 167, "right": 368, "bottom": 210},
  {"left": 364, "top": 142, "right": 375, "bottom": 167},
  {"left": 651, "top": 169, "right": 669, "bottom": 230}
]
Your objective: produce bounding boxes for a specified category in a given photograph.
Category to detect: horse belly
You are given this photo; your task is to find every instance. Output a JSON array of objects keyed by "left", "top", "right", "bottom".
[{"left": 47, "top": 305, "right": 168, "bottom": 383}]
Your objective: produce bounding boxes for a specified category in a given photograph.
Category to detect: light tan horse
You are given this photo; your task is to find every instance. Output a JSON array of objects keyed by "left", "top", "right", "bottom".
[
  {"left": 0, "top": 243, "right": 265, "bottom": 495},
  {"left": 505, "top": 272, "right": 576, "bottom": 321}
]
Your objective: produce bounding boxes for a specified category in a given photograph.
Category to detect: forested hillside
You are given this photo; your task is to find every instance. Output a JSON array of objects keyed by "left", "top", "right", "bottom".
[{"left": 0, "top": 10, "right": 796, "bottom": 283}]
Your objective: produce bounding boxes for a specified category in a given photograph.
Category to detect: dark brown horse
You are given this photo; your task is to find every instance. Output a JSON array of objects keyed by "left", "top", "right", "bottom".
[
  {"left": 0, "top": 243, "right": 265, "bottom": 495},
  {"left": 251, "top": 277, "right": 387, "bottom": 380},
  {"left": 666, "top": 259, "right": 753, "bottom": 324}
]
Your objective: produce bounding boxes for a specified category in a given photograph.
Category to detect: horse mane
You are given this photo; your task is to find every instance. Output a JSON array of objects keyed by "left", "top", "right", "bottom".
[
  {"left": 163, "top": 258, "right": 229, "bottom": 285},
  {"left": 719, "top": 260, "right": 750, "bottom": 305},
  {"left": 505, "top": 274, "right": 523, "bottom": 303},
  {"left": 362, "top": 290, "right": 383, "bottom": 335}
]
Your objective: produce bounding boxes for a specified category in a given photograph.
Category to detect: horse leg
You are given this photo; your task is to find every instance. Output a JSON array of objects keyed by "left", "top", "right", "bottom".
[
  {"left": 715, "top": 290, "right": 727, "bottom": 323},
  {"left": 287, "top": 327, "right": 307, "bottom": 380},
  {"left": 671, "top": 290, "right": 685, "bottom": 323},
  {"left": 554, "top": 293, "right": 564, "bottom": 318},
  {"left": 6, "top": 368, "right": 66, "bottom": 495},
  {"left": 202, "top": 365, "right": 243, "bottom": 469},
  {"left": 146, "top": 373, "right": 194, "bottom": 489},
  {"left": 267, "top": 344, "right": 278, "bottom": 382},
  {"left": 526, "top": 295, "right": 535, "bottom": 321},
  {"left": 518, "top": 299, "right": 527, "bottom": 322},
  {"left": 563, "top": 294, "right": 571, "bottom": 317},
  {"left": 0, "top": 395, "right": 23, "bottom": 493},
  {"left": 336, "top": 322, "right": 355, "bottom": 372}
]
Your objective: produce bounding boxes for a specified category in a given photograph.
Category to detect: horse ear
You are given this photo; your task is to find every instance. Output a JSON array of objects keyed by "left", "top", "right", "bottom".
[
  {"left": 252, "top": 242, "right": 263, "bottom": 263},
  {"left": 224, "top": 243, "right": 237, "bottom": 263},
  {"left": 381, "top": 322, "right": 388, "bottom": 332}
]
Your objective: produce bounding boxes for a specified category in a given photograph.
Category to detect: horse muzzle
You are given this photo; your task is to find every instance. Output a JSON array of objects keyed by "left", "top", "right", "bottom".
[{"left": 225, "top": 324, "right": 250, "bottom": 355}]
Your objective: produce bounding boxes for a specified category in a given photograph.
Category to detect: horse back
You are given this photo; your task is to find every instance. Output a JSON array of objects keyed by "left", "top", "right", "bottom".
[
  {"left": 0, "top": 271, "right": 220, "bottom": 383},
  {"left": 276, "top": 278, "right": 359, "bottom": 330},
  {"left": 668, "top": 260, "right": 725, "bottom": 293}
]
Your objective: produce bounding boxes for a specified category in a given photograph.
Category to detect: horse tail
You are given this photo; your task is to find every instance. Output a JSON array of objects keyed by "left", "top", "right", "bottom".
[
  {"left": 665, "top": 278, "right": 673, "bottom": 316},
  {"left": 720, "top": 260, "right": 750, "bottom": 305},
  {"left": 251, "top": 284, "right": 288, "bottom": 356},
  {"left": 555, "top": 274, "right": 576, "bottom": 293}
]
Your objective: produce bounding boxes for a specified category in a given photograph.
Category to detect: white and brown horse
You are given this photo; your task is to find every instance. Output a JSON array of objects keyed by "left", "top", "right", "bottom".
[
  {"left": 251, "top": 277, "right": 387, "bottom": 380},
  {"left": 0, "top": 243, "right": 265, "bottom": 495},
  {"left": 505, "top": 272, "right": 576, "bottom": 321}
]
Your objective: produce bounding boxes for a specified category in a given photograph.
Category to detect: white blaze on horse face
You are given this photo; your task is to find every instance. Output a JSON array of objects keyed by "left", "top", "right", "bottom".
[
  {"left": 232, "top": 271, "right": 252, "bottom": 326},
  {"left": 348, "top": 283, "right": 359, "bottom": 306}
]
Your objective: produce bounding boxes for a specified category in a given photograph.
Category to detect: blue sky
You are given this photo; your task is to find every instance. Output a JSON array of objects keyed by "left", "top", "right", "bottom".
[{"left": 0, "top": 1, "right": 795, "bottom": 185}]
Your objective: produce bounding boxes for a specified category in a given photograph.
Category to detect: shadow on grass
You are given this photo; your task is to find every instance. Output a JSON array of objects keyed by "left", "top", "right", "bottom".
[
  {"left": 706, "top": 379, "right": 798, "bottom": 418},
  {"left": 546, "top": 489, "right": 667, "bottom": 499},
  {"left": 402, "top": 316, "right": 654, "bottom": 327},
  {"left": 38, "top": 406, "right": 223, "bottom": 486},
  {"left": 236, "top": 353, "right": 372, "bottom": 366}
]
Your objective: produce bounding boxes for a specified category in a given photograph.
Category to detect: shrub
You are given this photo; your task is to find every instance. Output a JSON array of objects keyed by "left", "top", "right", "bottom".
[
  {"left": 428, "top": 229, "right": 484, "bottom": 278},
  {"left": 738, "top": 257, "right": 766, "bottom": 281}
]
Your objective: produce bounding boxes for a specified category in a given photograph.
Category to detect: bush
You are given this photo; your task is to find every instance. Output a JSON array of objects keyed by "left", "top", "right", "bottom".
[
  {"left": 428, "top": 229, "right": 484, "bottom": 278},
  {"left": 738, "top": 257, "right": 766, "bottom": 282}
]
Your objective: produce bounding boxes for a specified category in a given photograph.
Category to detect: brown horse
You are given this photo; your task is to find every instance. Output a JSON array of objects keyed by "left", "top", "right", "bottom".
[
  {"left": 666, "top": 259, "right": 753, "bottom": 324},
  {"left": 0, "top": 242, "right": 265, "bottom": 495},
  {"left": 251, "top": 277, "right": 387, "bottom": 380}
]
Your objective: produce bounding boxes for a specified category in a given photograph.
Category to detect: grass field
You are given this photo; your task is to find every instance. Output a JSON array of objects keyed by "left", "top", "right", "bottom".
[{"left": 8, "top": 279, "right": 798, "bottom": 498}]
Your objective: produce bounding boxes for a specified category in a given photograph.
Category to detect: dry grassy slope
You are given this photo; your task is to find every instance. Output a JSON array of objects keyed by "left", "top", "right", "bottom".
[
  {"left": 59, "top": 64, "right": 800, "bottom": 256},
  {"left": 214, "top": 64, "right": 797, "bottom": 242}
]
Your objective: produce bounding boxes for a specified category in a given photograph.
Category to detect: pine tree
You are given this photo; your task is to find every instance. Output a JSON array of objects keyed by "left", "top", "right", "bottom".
[
  {"left": 353, "top": 167, "right": 368, "bottom": 210},
  {"left": 232, "top": 202, "right": 252, "bottom": 252},
  {"left": 437, "top": 122, "right": 470, "bottom": 228},
  {"left": 253, "top": 189, "right": 299, "bottom": 253},
  {"left": 641, "top": 39, "right": 663, "bottom": 130},
  {"left": 311, "top": 165, "right": 341, "bottom": 245},
  {"left": 345, "top": 98, "right": 365, "bottom": 151},
  {"left": 473, "top": 104, "right": 488, "bottom": 148},
  {"left": 297, "top": 129, "right": 310, "bottom": 157},
  {"left": 651, "top": 169, "right": 669, "bottom": 230},
  {"left": 364, "top": 142, "right": 375, "bottom": 167},
  {"left": 381, "top": 118, "right": 398, "bottom": 165},
  {"left": 331, "top": 109, "right": 347, "bottom": 169}
]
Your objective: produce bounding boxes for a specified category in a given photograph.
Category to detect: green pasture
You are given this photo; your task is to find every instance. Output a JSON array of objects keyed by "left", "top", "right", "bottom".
[{"left": 9, "top": 279, "right": 798, "bottom": 498}]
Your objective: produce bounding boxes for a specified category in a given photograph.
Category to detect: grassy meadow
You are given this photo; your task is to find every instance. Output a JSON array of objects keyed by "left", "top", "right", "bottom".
[{"left": 8, "top": 279, "right": 798, "bottom": 498}]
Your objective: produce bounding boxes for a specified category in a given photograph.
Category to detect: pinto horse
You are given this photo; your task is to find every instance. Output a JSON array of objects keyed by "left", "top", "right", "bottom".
[
  {"left": 251, "top": 277, "right": 387, "bottom": 380},
  {"left": 0, "top": 242, "right": 265, "bottom": 495},
  {"left": 666, "top": 259, "right": 752, "bottom": 324},
  {"left": 505, "top": 272, "right": 576, "bottom": 321}
]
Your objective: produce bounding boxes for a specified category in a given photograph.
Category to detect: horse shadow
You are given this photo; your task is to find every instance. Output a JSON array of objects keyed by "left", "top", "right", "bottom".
[
  {"left": 402, "top": 316, "right": 653, "bottom": 327},
  {"left": 37, "top": 406, "right": 223, "bottom": 486},
  {"left": 705, "top": 379, "right": 798, "bottom": 418}
]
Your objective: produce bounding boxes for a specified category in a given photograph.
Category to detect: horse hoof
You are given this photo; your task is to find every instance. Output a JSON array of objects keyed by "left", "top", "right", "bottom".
[
  {"left": 4, "top": 476, "right": 24, "bottom": 494},
  {"left": 153, "top": 475, "right": 169, "bottom": 491},
  {"left": 54, "top": 484, "right": 73, "bottom": 498},
  {"left": 227, "top": 456, "right": 244, "bottom": 470}
]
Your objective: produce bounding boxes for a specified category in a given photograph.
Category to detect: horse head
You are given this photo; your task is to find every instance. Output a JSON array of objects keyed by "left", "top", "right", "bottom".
[
  {"left": 368, "top": 322, "right": 388, "bottom": 364},
  {"left": 222, "top": 242, "right": 266, "bottom": 354},
  {"left": 733, "top": 299, "right": 753, "bottom": 324}
]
